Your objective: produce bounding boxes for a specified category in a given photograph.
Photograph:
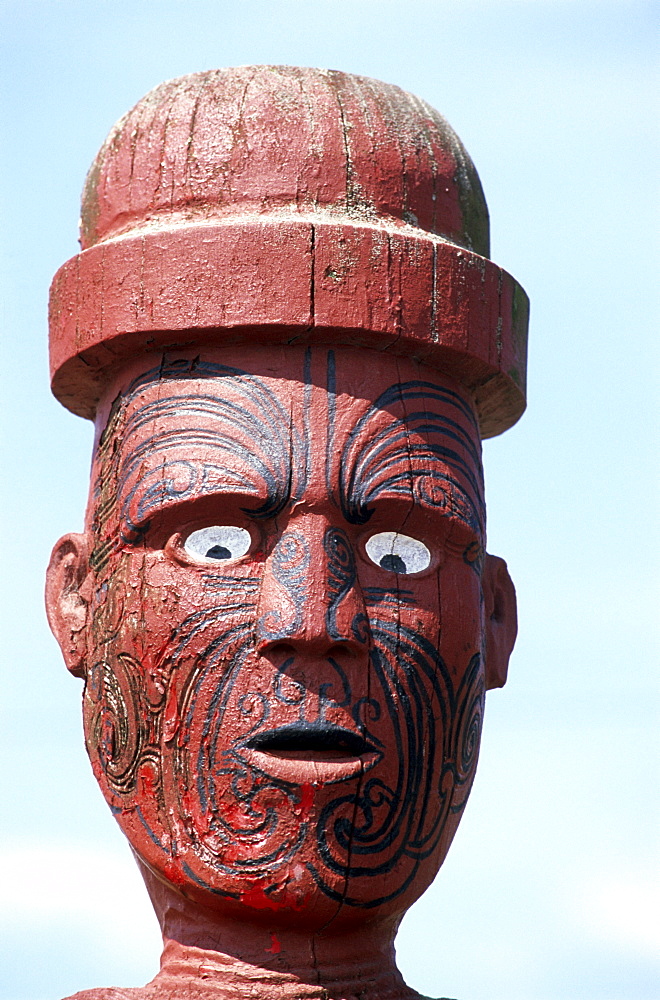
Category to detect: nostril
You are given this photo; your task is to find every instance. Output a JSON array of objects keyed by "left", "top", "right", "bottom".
[
  {"left": 260, "top": 639, "right": 362, "bottom": 661},
  {"left": 262, "top": 641, "right": 296, "bottom": 661},
  {"left": 328, "top": 642, "right": 354, "bottom": 659}
]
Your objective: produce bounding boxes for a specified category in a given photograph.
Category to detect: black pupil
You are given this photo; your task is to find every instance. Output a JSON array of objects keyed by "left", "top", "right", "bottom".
[
  {"left": 206, "top": 544, "right": 231, "bottom": 560},
  {"left": 379, "top": 553, "right": 407, "bottom": 573}
]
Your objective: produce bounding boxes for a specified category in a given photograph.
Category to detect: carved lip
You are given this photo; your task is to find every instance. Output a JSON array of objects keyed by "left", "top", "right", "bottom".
[{"left": 238, "top": 723, "right": 380, "bottom": 783}]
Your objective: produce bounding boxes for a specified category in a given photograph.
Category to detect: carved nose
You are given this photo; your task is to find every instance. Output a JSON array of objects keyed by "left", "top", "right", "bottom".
[{"left": 255, "top": 523, "right": 368, "bottom": 660}]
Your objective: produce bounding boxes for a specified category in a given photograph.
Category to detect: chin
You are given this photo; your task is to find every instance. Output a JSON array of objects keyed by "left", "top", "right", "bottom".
[{"left": 122, "top": 773, "right": 465, "bottom": 933}]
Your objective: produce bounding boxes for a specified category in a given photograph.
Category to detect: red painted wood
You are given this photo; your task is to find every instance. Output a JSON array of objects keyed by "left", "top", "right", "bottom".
[
  {"left": 46, "top": 67, "right": 526, "bottom": 1000},
  {"left": 49, "top": 66, "right": 528, "bottom": 438},
  {"left": 78, "top": 67, "right": 482, "bottom": 253}
]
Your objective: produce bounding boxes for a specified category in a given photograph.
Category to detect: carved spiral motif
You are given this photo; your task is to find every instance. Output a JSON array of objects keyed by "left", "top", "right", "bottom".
[
  {"left": 449, "top": 652, "right": 485, "bottom": 811},
  {"left": 86, "top": 654, "right": 145, "bottom": 795}
]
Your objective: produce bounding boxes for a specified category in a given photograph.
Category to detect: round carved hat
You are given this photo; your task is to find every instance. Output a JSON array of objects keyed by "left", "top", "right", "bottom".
[{"left": 49, "top": 65, "right": 528, "bottom": 436}]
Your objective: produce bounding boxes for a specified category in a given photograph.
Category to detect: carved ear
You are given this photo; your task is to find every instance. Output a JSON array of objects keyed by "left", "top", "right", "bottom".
[
  {"left": 482, "top": 554, "right": 517, "bottom": 690},
  {"left": 45, "top": 533, "right": 92, "bottom": 679}
]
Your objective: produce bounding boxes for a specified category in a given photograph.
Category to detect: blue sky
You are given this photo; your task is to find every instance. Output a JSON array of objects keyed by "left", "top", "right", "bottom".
[{"left": 1, "top": 2, "right": 657, "bottom": 998}]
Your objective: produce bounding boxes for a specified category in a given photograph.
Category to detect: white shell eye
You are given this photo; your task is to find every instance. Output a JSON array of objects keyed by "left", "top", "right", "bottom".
[
  {"left": 184, "top": 526, "right": 252, "bottom": 563},
  {"left": 365, "top": 531, "right": 431, "bottom": 574}
]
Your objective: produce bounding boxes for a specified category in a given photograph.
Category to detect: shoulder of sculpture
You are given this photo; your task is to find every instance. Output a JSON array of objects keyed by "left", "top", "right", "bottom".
[
  {"left": 410, "top": 993, "right": 459, "bottom": 1000},
  {"left": 61, "top": 990, "right": 142, "bottom": 1000}
]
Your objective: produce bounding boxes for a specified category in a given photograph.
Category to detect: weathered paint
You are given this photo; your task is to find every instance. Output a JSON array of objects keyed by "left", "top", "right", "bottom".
[
  {"left": 46, "top": 67, "right": 526, "bottom": 1000},
  {"left": 48, "top": 66, "right": 528, "bottom": 438}
]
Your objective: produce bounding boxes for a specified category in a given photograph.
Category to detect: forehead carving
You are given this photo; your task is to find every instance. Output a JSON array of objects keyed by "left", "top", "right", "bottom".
[{"left": 90, "top": 350, "right": 484, "bottom": 571}]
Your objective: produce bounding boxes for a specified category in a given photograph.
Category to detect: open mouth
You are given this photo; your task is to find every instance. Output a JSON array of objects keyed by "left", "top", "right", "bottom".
[
  {"left": 239, "top": 723, "right": 380, "bottom": 781},
  {"left": 245, "top": 722, "right": 373, "bottom": 757}
]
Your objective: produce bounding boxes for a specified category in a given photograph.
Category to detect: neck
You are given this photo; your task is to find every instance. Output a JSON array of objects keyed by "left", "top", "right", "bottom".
[{"left": 141, "top": 867, "right": 425, "bottom": 1000}]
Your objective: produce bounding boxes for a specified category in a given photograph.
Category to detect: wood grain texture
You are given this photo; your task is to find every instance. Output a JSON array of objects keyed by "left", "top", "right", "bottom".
[
  {"left": 49, "top": 66, "right": 528, "bottom": 436},
  {"left": 46, "top": 67, "right": 525, "bottom": 1000}
]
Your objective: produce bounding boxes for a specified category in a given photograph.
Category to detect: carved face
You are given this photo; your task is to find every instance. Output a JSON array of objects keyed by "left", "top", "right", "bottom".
[{"left": 51, "top": 345, "right": 515, "bottom": 929}]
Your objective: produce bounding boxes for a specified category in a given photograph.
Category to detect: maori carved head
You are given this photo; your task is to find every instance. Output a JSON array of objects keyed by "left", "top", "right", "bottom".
[{"left": 46, "top": 67, "right": 527, "bottom": 945}]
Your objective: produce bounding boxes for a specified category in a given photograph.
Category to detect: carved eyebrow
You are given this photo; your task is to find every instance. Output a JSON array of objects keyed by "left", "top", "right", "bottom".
[
  {"left": 120, "top": 474, "right": 279, "bottom": 548},
  {"left": 114, "top": 427, "right": 295, "bottom": 543},
  {"left": 92, "top": 376, "right": 306, "bottom": 557},
  {"left": 337, "top": 382, "right": 485, "bottom": 533},
  {"left": 344, "top": 445, "right": 483, "bottom": 537},
  {"left": 117, "top": 391, "right": 297, "bottom": 481}
]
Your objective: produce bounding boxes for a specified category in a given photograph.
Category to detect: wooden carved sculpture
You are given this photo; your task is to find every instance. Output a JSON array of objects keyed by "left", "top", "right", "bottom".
[{"left": 46, "top": 66, "right": 529, "bottom": 1000}]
